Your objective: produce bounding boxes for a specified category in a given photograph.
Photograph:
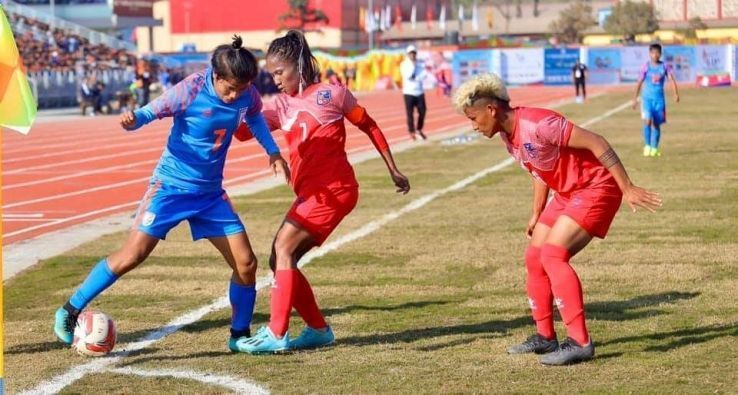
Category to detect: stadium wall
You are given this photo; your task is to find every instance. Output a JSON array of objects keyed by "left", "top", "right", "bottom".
[{"left": 135, "top": 0, "right": 355, "bottom": 53}]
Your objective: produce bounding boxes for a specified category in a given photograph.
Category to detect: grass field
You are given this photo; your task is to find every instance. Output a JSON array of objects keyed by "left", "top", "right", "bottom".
[{"left": 4, "top": 88, "right": 738, "bottom": 394}]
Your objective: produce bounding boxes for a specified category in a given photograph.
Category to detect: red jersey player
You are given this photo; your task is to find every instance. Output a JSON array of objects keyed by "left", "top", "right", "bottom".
[
  {"left": 453, "top": 73, "right": 661, "bottom": 365},
  {"left": 232, "top": 30, "right": 410, "bottom": 354}
]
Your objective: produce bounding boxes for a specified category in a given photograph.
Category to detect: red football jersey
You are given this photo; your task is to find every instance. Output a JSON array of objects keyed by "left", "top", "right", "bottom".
[
  {"left": 264, "top": 83, "right": 360, "bottom": 193},
  {"left": 500, "top": 107, "right": 617, "bottom": 195}
]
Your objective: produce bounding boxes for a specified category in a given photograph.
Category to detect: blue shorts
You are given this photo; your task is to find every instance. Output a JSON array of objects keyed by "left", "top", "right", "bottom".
[
  {"left": 641, "top": 97, "right": 666, "bottom": 125},
  {"left": 133, "top": 180, "right": 245, "bottom": 240}
]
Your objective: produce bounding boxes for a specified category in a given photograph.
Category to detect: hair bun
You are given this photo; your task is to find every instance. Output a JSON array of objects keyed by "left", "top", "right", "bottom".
[
  {"left": 231, "top": 34, "right": 243, "bottom": 49},
  {"left": 287, "top": 30, "right": 302, "bottom": 41}
]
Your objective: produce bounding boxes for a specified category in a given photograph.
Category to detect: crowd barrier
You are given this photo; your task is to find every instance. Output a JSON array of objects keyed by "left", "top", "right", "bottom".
[
  {"left": 453, "top": 45, "right": 738, "bottom": 87},
  {"left": 28, "top": 68, "right": 135, "bottom": 108},
  {"left": 29, "top": 45, "right": 737, "bottom": 107}
]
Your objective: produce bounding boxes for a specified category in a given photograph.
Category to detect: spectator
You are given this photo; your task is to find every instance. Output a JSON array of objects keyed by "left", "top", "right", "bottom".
[
  {"left": 135, "top": 58, "right": 152, "bottom": 107},
  {"left": 400, "top": 45, "right": 428, "bottom": 141},
  {"left": 79, "top": 76, "right": 101, "bottom": 116},
  {"left": 572, "top": 58, "right": 588, "bottom": 103},
  {"left": 344, "top": 63, "right": 356, "bottom": 91},
  {"left": 325, "top": 67, "right": 343, "bottom": 86}
]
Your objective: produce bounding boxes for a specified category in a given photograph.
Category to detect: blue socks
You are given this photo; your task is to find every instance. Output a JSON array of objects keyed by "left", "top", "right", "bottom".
[
  {"left": 229, "top": 281, "right": 256, "bottom": 338},
  {"left": 69, "top": 258, "right": 119, "bottom": 310},
  {"left": 642, "top": 124, "right": 652, "bottom": 147},
  {"left": 650, "top": 124, "right": 661, "bottom": 149}
]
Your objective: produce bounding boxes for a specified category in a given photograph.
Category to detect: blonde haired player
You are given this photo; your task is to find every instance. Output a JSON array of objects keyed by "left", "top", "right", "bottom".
[{"left": 453, "top": 73, "right": 661, "bottom": 365}]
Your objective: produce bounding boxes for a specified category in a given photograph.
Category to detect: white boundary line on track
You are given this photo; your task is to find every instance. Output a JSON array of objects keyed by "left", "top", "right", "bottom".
[
  {"left": 1, "top": 102, "right": 448, "bottom": 160},
  {"left": 1, "top": 129, "right": 449, "bottom": 241},
  {"left": 1, "top": 123, "right": 464, "bottom": 280},
  {"left": 19, "top": 98, "right": 628, "bottom": 394}
]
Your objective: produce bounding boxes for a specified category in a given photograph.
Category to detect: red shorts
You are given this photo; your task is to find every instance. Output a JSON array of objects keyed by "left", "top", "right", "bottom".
[
  {"left": 538, "top": 187, "right": 623, "bottom": 239},
  {"left": 286, "top": 185, "right": 359, "bottom": 245}
]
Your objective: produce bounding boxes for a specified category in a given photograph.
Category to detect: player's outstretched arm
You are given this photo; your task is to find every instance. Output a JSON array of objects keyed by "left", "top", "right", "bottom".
[
  {"left": 120, "top": 110, "right": 138, "bottom": 130},
  {"left": 120, "top": 105, "right": 157, "bottom": 131},
  {"left": 345, "top": 105, "right": 410, "bottom": 194},
  {"left": 121, "top": 72, "right": 204, "bottom": 131},
  {"left": 567, "top": 125, "right": 662, "bottom": 213}
]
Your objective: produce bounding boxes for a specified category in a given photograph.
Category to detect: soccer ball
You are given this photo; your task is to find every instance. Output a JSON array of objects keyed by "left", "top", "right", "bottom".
[{"left": 72, "top": 310, "right": 117, "bottom": 357}]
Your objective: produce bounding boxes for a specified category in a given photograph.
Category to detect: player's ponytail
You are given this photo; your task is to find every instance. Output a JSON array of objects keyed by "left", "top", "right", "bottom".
[
  {"left": 211, "top": 34, "right": 258, "bottom": 83},
  {"left": 267, "top": 30, "right": 320, "bottom": 94}
]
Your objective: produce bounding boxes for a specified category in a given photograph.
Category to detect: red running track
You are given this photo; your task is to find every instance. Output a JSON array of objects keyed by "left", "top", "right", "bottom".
[{"left": 1, "top": 86, "right": 600, "bottom": 245}]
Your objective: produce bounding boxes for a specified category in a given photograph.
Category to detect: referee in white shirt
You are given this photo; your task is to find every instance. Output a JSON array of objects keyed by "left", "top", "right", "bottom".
[{"left": 400, "top": 45, "right": 427, "bottom": 140}]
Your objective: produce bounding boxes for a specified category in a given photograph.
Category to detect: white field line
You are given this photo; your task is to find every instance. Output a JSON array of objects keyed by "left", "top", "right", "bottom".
[
  {"left": 2, "top": 213, "right": 44, "bottom": 218},
  {"left": 2, "top": 218, "right": 54, "bottom": 222},
  {"left": 2, "top": 132, "right": 286, "bottom": 175},
  {"left": 3, "top": 160, "right": 159, "bottom": 190},
  {"left": 107, "top": 367, "right": 270, "bottom": 395},
  {"left": 19, "top": 156, "right": 516, "bottom": 395},
  {"left": 18, "top": 98, "right": 628, "bottom": 394},
  {"left": 3, "top": 201, "right": 139, "bottom": 238}
]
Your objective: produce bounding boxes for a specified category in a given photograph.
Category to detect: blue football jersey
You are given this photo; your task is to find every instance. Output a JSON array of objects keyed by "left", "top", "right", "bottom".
[
  {"left": 129, "top": 68, "right": 279, "bottom": 192},
  {"left": 639, "top": 61, "right": 671, "bottom": 101}
]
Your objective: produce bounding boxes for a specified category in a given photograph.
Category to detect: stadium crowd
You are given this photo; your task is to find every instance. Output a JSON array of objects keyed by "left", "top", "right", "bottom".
[{"left": 8, "top": 11, "right": 136, "bottom": 74}]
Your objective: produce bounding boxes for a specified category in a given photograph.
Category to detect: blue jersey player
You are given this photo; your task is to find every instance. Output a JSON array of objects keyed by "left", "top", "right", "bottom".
[
  {"left": 54, "top": 36, "right": 290, "bottom": 352},
  {"left": 632, "top": 43, "right": 680, "bottom": 157}
]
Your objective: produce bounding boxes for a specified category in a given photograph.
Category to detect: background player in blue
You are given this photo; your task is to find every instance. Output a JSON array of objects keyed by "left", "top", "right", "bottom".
[
  {"left": 632, "top": 43, "right": 680, "bottom": 157},
  {"left": 53, "top": 36, "right": 290, "bottom": 353}
]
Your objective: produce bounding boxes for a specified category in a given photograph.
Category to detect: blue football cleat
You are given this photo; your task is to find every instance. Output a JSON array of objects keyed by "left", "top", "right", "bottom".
[
  {"left": 290, "top": 326, "right": 335, "bottom": 350},
  {"left": 54, "top": 304, "right": 80, "bottom": 344},
  {"left": 230, "top": 326, "right": 289, "bottom": 354}
]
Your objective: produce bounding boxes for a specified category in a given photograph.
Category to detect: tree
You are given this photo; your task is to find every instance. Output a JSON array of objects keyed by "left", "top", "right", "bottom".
[
  {"left": 278, "top": 0, "right": 330, "bottom": 32},
  {"left": 603, "top": 0, "right": 659, "bottom": 41},
  {"left": 549, "top": 0, "right": 597, "bottom": 44},
  {"left": 681, "top": 16, "right": 707, "bottom": 40}
]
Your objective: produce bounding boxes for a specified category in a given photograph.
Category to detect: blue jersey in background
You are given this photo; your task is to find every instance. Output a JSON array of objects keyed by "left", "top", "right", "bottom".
[{"left": 639, "top": 61, "right": 671, "bottom": 101}]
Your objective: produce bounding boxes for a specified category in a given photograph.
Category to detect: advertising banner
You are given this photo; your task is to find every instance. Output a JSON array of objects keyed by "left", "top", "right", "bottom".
[
  {"left": 452, "top": 49, "right": 493, "bottom": 86},
  {"left": 587, "top": 47, "right": 621, "bottom": 84},
  {"left": 663, "top": 46, "right": 696, "bottom": 83},
  {"left": 734, "top": 45, "right": 738, "bottom": 82},
  {"left": 620, "top": 46, "right": 650, "bottom": 82},
  {"left": 544, "top": 47, "right": 581, "bottom": 85},
  {"left": 499, "top": 48, "right": 544, "bottom": 85},
  {"left": 695, "top": 45, "right": 729, "bottom": 75}
]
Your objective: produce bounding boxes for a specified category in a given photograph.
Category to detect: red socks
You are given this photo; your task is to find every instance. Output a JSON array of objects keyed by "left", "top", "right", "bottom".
[
  {"left": 293, "top": 270, "right": 327, "bottom": 329},
  {"left": 269, "top": 269, "right": 298, "bottom": 337},
  {"left": 269, "top": 269, "right": 327, "bottom": 337},
  {"left": 524, "top": 246, "right": 555, "bottom": 340},
  {"left": 540, "top": 244, "right": 589, "bottom": 345}
]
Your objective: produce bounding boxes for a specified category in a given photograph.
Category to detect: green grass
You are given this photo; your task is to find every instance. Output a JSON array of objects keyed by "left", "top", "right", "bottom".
[{"left": 4, "top": 87, "right": 738, "bottom": 393}]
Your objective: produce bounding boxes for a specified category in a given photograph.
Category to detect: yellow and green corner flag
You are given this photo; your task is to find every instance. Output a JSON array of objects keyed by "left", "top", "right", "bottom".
[
  {"left": 1, "top": 4, "right": 37, "bottom": 134},
  {"left": 1, "top": 4, "right": 37, "bottom": 392}
]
